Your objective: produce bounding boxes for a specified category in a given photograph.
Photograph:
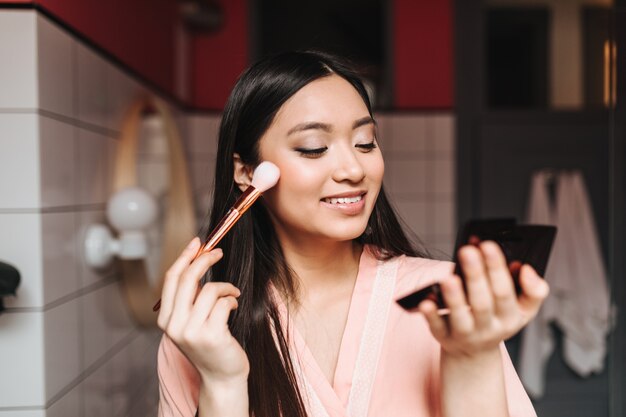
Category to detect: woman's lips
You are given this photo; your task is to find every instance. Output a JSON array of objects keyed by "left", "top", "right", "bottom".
[{"left": 320, "top": 193, "right": 366, "bottom": 215}]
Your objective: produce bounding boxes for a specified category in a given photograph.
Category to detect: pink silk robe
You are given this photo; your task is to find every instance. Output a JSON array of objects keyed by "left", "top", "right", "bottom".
[{"left": 157, "top": 247, "right": 537, "bottom": 417}]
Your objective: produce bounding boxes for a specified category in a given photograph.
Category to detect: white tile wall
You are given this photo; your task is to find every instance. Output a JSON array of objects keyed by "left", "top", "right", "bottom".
[
  {"left": 76, "top": 129, "right": 110, "bottom": 205},
  {"left": 76, "top": 43, "right": 109, "bottom": 129},
  {"left": 0, "top": 411, "right": 44, "bottom": 417},
  {"left": 394, "top": 200, "right": 430, "bottom": 237},
  {"left": 0, "top": 114, "right": 40, "bottom": 209},
  {"left": 80, "top": 286, "right": 113, "bottom": 370},
  {"left": 109, "top": 331, "right": 161, "bottom": 417},
  {"left": 47, "top": 385, "right": 81, "bottom": 417},
  {"left": 81, "top": 359, "right": 109, "bottom": 417},
  {"left": 39, "top": 117, "right": 77, "bottom": 207},
  {"left": 427, "top": 239, "right": 456, "bottom": 260},
  {"left": 125, "top": 332, "right": 161, "bottom": 415},
  {"left": 432, "top": 200, "right": 456, "bottom": 237},
  {"left": 376, "top": 113, "right": 456, "bottom": 259},
  {"left": 102, "top": 281, "right": 135, "bottom": 348},
  {"left": 0, "top": 311, "right": 46, "bottom": 407},
  {"left": 430, "top": 114, "right": 455, "bottom": 153},
  {"left": 0, "top": 11, "right": 37, "bottom": 109},
  {"left": 190, "top": 158, "right": 215, "bottom": 213},
  {"left": 106, "top": 65, "right": 146, "bottom": 132},
  {"left": 106, "top": 136, "right": 119, "bottom": 199},
  {"left": 185, "top": 114, "right": 220, "bottom": 221},
  {"left": 44, "top": 299, "right": 81, "bottom": 402},
  {"left": 41, "top": 212, "right": 78, "bottom": 304},
  {"left": 386, "top": 114, "right": 428, "bottom": 154},
  {"left": 137, "top": 159, "right": 170, "bottom": 198},
  {"left": 187, "top": 114, "right": 220, "bottom": 155},
  {"left": 433, "top": 158, "right": 455, "bottom": 196},
  {"left": 109, "top": 340, "right": 132, "bottom": 416},
  {"left": 0, "top": 10, "right": 171, "bottom": 417},
  {"left": 36, "top": 15, "right": 75, "bottom": 118},
  {"left": 0, "top": 213, "right": 44, "bottom": 308},
  {"left": 386, "top": 158, "right": 428, "bottom": 197}
]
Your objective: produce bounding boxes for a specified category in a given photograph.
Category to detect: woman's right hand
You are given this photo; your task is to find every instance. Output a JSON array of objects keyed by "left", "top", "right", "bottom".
[{"left": 157, "top": 237, "right": 250, "bottom": 384}]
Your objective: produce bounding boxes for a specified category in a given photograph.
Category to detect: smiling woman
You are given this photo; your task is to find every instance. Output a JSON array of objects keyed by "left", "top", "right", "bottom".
[{"left": 155, "top": 50, "right": 547, "bottom": 417}]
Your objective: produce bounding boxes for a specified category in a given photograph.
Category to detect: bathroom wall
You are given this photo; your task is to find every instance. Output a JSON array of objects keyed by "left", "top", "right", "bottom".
[
  {"left": 0, "top": 0, "right": 181, "bottom": 99},
  {"left": 377, "top": 113, "right": 456, "bottom": 258},
  {"left": 0, "top": 10, "right": 179, "bottom": 416}
]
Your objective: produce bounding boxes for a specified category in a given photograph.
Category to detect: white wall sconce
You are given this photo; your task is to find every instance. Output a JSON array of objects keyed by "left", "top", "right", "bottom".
[
  {"left": 92, "top": 96, "right": 196, "bottom": 327},
  {"left": 85, "top": 186, "right": 158, "bottom": 268}
]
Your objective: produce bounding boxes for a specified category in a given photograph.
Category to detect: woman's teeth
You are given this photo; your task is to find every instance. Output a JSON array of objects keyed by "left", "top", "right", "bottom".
[{"left": 323, "top": 195, "right": 362, "bottom": 204}]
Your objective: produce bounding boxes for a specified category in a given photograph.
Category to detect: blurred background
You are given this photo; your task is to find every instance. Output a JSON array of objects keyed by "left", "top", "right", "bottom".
[{"left": 0, "top": 0, "right": 624, "bottom": 416}]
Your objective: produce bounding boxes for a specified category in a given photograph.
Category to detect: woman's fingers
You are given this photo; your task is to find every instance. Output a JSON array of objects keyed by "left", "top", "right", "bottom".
[
  {"left": 518, "top": 264, "right": 549, "bottom": 319},
  {"left": 441, "top": 276, "right": 475, "bottom": 336},
  {"left": 170, "top": 249, "right": 224, "bottom": 318},
  {"left": 186, "top": 283, "right": 241, "bottom": 331},
  {"left": 157, "top": 237, "right": 201, "bottom": 329},
  {"left": 419, "top": 299, "right": 448, "bottom": 339},
  {"left": 479, "top": 241, "right": 518, "bottom": 321},
  {"left": 458, "top": 245, "right": 494, "bottom": 328},
  {"left": 425, "top": 242, "right": 549, "bottom": 356},
  {"left": 204, "top": 295, "right": 239, "bottom": 336}
]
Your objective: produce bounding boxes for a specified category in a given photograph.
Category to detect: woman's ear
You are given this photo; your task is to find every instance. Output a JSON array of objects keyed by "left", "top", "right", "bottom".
[{"left": 233, "top": 153, "right": 254, "bottom": 192}]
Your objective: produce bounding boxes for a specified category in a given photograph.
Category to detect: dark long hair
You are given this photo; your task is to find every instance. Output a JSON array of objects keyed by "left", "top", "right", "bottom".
[{"left": 204, "top": 50, "right": 430, "bottom": 417}]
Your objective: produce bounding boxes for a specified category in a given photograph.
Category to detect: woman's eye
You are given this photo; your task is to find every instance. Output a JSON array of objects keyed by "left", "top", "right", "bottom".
[
  {"left": 356, "top": 141, "right": 377, "bottom": 152},
  {"left": 295, "top": 147, "right": 328, "bottom": 157}
]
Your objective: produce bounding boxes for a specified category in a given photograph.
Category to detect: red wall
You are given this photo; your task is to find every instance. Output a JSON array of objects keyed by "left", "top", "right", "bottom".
[
  {"left": 393, "top": 0, "right": 454, "bottom": 109},
  {"left": 190, "top": 0, "right": 248, "bottom": 110},
  {"left": 189, "top": 0, "right": 454, "bottom": 110},
  {"left": 1, "top": 0, "right": 179, "bottom": 97},
  {"left": 1, "top": 0, "right": 453, "bottom": 110}
]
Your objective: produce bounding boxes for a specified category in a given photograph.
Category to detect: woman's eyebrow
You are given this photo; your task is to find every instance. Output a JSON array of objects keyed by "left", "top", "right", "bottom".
[
  {"left": 287, "top": 117, "right": 376, "bottom": 136},
  {"left": 287, "top": 122, "right": 332, "bottom": 136},
  {"left": 353, "top": 116, "right": 376, "bottom": 129}
]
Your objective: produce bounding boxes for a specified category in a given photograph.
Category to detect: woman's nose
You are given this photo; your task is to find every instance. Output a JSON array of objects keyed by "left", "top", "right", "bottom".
[{"left": 332, "top": 146, "right": 366, "bottom": 183}]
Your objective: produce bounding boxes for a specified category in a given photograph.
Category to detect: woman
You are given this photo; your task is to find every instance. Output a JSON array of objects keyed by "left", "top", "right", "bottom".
[{"left": 156, "top": 51, "right": 548, "bottom": 417}]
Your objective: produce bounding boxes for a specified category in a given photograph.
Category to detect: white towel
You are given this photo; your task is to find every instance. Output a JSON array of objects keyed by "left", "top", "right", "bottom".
[{"left": 518, "top": 170, "right": 612, "bottom": 398}]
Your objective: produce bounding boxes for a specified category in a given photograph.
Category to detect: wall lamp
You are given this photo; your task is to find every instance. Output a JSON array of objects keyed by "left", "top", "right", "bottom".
[
  {"left": 84, "top": 186, "right": 158, "bottom": 269},
  {"left": 83, "top": 95, "right": 196, "bottom": 327}
]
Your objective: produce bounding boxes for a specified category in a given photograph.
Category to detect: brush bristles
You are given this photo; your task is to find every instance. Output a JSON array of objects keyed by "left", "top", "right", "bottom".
[{"left": 251, "top": 161, "right": 280, "bottom": 192}]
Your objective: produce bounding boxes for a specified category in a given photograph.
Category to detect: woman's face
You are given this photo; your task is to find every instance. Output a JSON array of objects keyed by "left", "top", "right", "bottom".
[{"left": 256, "top": 74, "right": 384, "bottom": 245}]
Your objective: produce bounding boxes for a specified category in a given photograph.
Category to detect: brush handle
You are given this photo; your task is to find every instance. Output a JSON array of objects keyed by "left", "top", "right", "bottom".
[
  {"left": 193, "top": 208, "right": 241, "bottom": 260},
  {"left": 153, "top": 187, "right": 261, "bottom": 312}
]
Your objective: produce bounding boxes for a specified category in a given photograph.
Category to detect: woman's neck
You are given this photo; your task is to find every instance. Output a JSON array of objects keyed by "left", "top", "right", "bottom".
[{"left": 279, "top": 238, "right": 363, "bottom": 302}]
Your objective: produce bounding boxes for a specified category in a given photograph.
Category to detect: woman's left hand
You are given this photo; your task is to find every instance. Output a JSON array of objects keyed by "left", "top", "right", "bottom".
[{"left": 419, "top": 240, "right": 550, "bottom": 358}]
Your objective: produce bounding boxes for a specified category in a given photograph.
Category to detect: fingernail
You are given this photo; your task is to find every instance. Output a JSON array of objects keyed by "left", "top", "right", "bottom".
[
  {"left": 481, "top": 241, "right": 499, "bottom": 257},
  {"left": 523, "top": 264, "right": 539, "bottom": 280},
  {"left": 442, "top": 276, "right": 460, "bottom": 292},
  {"left": 418, "top": 299, "right": 435, "bottom": 314},
  {"left": 462, "top": 249, "right": 479, "bottom": 265},
  {"left": 186, "top": 237, "right": 198, "bottom": 249}
]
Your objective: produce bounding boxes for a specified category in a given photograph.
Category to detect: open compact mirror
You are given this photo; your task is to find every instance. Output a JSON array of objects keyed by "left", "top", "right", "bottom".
[{"left": 396, "top": 218, "right": 557, "bottom": 310}]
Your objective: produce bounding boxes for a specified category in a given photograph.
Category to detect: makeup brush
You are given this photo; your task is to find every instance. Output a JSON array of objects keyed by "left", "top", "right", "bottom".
[{"left": 153, "top": 161, "right": 280, "bottom": 312}]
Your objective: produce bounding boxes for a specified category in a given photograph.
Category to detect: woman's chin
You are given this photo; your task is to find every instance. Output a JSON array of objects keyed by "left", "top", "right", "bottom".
[{"left": 318, "top": 224, "right": 368, "bottom": 242}]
